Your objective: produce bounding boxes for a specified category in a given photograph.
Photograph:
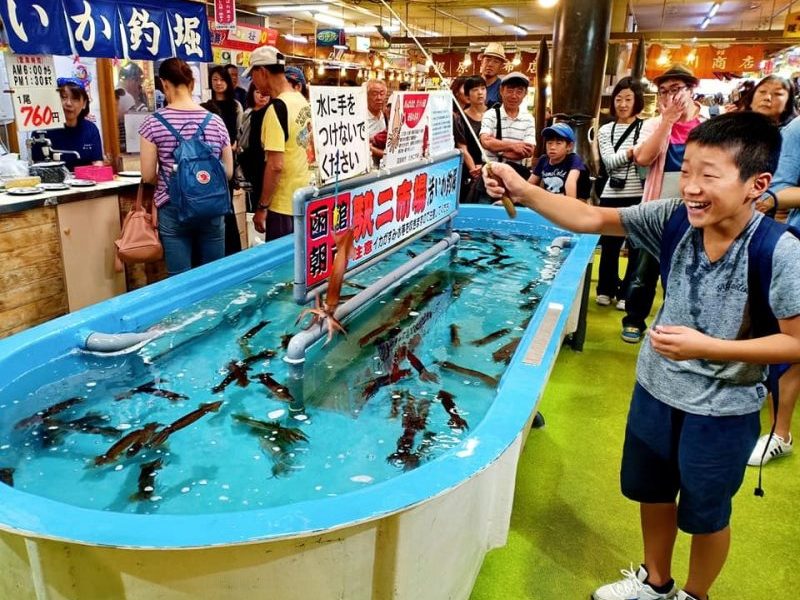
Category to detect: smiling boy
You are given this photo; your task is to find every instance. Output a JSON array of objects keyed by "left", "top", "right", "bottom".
[
  {"left": 529, "top": 122, "right": 591, "bottom": 200},
  {"left": 482, "top": 112, "right": 800, "bottom": 600}
]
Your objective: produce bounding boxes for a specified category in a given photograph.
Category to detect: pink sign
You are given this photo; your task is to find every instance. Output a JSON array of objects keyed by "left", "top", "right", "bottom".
[{"left": 215, "top": 0, "right": 237, "bottom": 31}]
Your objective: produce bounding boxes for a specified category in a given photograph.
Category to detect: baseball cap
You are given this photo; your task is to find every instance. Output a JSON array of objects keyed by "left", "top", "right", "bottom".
[
  {"left": 653, "top": 64, "right": 699, "bottom": 88},
  {"left": 285, "top": 66, "right": 307, "bottom": 87},
  {"left": 541, "top": 122, "right": 576, "bottom": 143},
  {"left": 243, "top": 46, "right": 285, "bottom": 78},
  {"left": 501, "top": 71, "right": 529, "bottom": 87}
]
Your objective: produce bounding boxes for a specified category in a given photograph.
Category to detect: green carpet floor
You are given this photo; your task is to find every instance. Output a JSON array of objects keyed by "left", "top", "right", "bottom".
[{"left": 469, "top": 260, "right": 800, "bottom": 599}]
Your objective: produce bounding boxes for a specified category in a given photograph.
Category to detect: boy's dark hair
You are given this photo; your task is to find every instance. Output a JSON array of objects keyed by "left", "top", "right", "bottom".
[
  {"left": 609, "top": 76, "right": 645, "bottom": 118},
  {"left": 686, "top": 112, "right": 782, "bottom": 180}
]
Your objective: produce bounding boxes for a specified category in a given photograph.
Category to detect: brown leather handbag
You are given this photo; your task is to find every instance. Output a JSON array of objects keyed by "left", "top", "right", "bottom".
[{"left": 114, "top": 184, "right": 163, "bottom": 272}]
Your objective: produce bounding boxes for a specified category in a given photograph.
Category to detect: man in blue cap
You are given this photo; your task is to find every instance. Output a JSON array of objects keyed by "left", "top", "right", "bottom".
[{"left": 530, "top": 121, "right": 591, "bottom": 200}]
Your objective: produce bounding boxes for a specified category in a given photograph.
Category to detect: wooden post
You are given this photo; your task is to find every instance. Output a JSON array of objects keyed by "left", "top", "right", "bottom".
[
  {"left": 535, "top": 38, "right": 549, "bottom": 156},
  {"left": 96, "top": 59, "right": 121, "bottom": 169}
]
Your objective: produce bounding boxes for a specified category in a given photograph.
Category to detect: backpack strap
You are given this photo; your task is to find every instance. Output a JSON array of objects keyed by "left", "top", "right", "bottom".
[
  {"left": 658, "top": 203, "right": 691, "bottom": 291},
  {"left": 191, "top": 112, "right": 214, "bottom": 142},
  {"left": 270, "top": 98, "right": 290, "bottom": 143},
  {"left": 494, "top": 104, "right": 502, "bottom": 141},
  {"left": 153, "top": 112, "right": 184, "bottom": 143}
]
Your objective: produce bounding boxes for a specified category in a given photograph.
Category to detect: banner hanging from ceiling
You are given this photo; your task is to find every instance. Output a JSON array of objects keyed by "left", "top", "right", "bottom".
[
  {"left": 645, "top": 44, "right": 769, "bottom": 80},
  {"left": 0, "top": 0, "right": 212, "bottom": 61}
]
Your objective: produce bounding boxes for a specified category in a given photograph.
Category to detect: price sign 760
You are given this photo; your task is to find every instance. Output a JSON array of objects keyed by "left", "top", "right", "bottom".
[{"left": 18, "top": 103, "right": 60, "bottom": 128}]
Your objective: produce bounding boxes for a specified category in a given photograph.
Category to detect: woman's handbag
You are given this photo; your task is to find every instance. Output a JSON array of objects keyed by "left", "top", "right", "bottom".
[{"left": 114, "top": 184, "right": 163, "bottom": 272}]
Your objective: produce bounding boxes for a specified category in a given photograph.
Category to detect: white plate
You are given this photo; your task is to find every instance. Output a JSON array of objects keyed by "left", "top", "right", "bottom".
[
  {"left": 39, "top": 183, "right": 70, "bottom": 191},
  {"left": 6, "top": 187, "right": 42, "bottom": 196},
  {"left": 66, "top": 179, "right": 96, "bottom": 187},
  {"left": 118, "top": 171, "right": 141, "bottom": 178}
]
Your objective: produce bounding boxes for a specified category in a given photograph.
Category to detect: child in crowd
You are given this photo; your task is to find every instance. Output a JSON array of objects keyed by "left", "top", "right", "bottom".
[
  {"left": 529, "top": 122, "right": 591, "bottom": 200},
  {"left": 482, "top": 112, "right": 800, "bottom": 600}
]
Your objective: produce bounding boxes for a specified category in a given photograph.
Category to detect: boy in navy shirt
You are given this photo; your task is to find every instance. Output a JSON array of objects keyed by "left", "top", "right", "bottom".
[
  {"left": 529, "top": 122, "right": 591, "bottom": 200},
  {"left": 483, "top": 112, "right": 800, "bottom": 600}
]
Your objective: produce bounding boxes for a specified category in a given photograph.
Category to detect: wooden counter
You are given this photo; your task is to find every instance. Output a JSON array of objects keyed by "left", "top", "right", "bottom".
[
  {"left": 0, "top": 179, "right": 139, "bottom": 339},
  {"left": 0, "top": 181, "right": 249, "bottom": 339}
]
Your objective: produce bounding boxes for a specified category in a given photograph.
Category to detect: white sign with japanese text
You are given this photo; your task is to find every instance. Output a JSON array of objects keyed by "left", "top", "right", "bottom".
[
  {"left": 427, "top": 91, "right": 455, "bottom": 159},
  {"left": 384, "top": 91, "right": 456, "bottom": 168},
  {"left": 5, "top": 54, "right": 64, "bottom": 132},
  {"left": 309, "top": 85, "right": 370, "bottom": 186}
]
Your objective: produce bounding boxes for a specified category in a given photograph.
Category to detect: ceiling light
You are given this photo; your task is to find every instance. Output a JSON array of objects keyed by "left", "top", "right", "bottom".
[
  {"left": 373, "top": 55, "right": 382, "bottom": 68},
  {"left": 483, "top": 9, "right": 504, "bottom": 24},
  {"left": 538, "top": 0, "right": 559, "bottom": 7},
  {"left": 333, "top": 44, "right": 348, "bottom": 50},
  {"left": 512, "top": 51, "right": 521, "bottom": 66},
  {"left": 345, "top": 24, "right": 400, "bottom": 34},
  {"left": 317, "top": 63, "right": 325, "bottom": 75},
  {"left": 257, "top": 4, "right": 327, "bottom": 13},
  {"left": 509, "top": 25, "right": 527, "bottom": 36},
  {"left": 340, "top": 67, "right": 347, "bottom": 77},
  {"left": 283, "top": 34, "right": 308, "bottom": 44},
  {"left": 314, "top": 13, "right": 345, "bottom": 27},
  {"left": 708, "top": 2, "right": 720, "bottom": 17},
  {"left": 463, "top": 50, "right": 472, "bottom": 67},
  {"left": 700, "top": 16, "right": 711, "bottom": 29}
]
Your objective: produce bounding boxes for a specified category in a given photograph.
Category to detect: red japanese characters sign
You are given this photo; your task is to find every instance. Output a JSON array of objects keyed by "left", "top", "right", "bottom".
[
  {"left": 645, "top": 44, "right": 769, "bottom": 79},
  {"left": 214, "top": 0, "right": 236, "bottom": 31},
  {"left": 301, "top": 153, "right": 461, "bottom": 292}
]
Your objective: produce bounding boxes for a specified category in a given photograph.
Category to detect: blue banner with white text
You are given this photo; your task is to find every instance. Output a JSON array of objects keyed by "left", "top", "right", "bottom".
[{"left": 0, "top": 0, "right": 212, "bottom": 61}]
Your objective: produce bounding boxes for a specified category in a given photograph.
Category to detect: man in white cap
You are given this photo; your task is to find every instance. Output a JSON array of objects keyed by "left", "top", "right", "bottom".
[
  {"left": 244, "top": 46, "right": 312, "bottom": 240},
  {"left": 480, "top": 42, "right": 507, "bottom": 108}
]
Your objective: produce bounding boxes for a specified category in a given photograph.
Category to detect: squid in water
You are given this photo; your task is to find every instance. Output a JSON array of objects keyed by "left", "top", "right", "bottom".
[
  {"left": 211, "top": 361, "right": 251, "bottom": 394},
  {"left": 93, "top": 422, "right": 161, "bottom": 466},
  {"left": 14, "top": 396, "right": 84, "bottom": 430},
  {"left": 297, "top": 230, "right": 355, "bottom": 343},
  {"left": 130, "top": 458, "right": 164, "bottom": 502},
  {"left": 437, "top": 390, "right": 469, "bottom": 431},
  {"left": 148, "top": 401, "right": 224, "bottom": 448}
]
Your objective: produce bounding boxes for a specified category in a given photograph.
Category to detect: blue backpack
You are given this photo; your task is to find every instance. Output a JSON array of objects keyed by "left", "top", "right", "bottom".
[
  {"left": 660, "top": 204, "right": 800, "bottom": 494},
  {"left": 153, "top": 112, "right": 230, "bottom": 223}
]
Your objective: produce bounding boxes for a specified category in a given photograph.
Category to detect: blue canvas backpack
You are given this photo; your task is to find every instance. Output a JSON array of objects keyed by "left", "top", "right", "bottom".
[
  {"left": 153, "top": 112, "right": 230, "bottom": 223},
  {"left": 660, "top": 204, "right": 800, "bottom": 494}
]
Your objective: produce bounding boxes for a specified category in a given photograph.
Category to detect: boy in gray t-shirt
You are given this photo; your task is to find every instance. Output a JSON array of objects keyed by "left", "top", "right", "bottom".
[{"left": 482, "top": 112, "right": 800, "bottom": 600}]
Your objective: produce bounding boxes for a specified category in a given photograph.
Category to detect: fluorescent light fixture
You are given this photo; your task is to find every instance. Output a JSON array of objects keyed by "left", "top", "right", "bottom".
[
  {"left": 509, "top": 24, "right": 527, "bottom": 36},
  {"left": 257, "top": 4, "right": 327, "bottom": 14},
  {"left": 314, "top": 13, "right": 345, "bottom": 27},
  {"left": 283, "top": 34, "right": 308, "bottom": 44},
  {"left": 333, "top": 44, "right": 348, "bottom": 50},
  {"left": 483, "top": 9, "right": 504, "bottom": 24},
  {"left": 708, "top": 2, "right": 720, "bottom": 17},
  {"left": 700, "top": 16, "right": 711, "bottom": 29},
  {"left": 538, "top": 0, "right": 558, "bottom": 7}
]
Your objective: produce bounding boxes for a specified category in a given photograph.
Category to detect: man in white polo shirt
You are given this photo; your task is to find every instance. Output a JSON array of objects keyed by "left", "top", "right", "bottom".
[{"left": 479, "top": 71, "right": 536, "bottom": 176}]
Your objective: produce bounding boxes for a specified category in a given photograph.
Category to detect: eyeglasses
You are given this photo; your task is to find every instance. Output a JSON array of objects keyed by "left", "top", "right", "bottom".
[{"left": 658, "top": 85, "right": 687, "bottom": 96}]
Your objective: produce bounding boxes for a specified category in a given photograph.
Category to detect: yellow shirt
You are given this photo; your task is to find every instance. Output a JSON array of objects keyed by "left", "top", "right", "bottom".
[{"left": 261, "top": 90, "right": 313, "bottom": 216}]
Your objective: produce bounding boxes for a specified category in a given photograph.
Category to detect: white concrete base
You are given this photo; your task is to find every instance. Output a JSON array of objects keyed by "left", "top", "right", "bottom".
[{"left": 0, "top": 433, "right": 523, "bottom": 600}]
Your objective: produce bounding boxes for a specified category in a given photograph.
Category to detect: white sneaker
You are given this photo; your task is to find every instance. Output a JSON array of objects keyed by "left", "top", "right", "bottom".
[
  {"left": 596, "top": 294, "right": 612, "bottom": 306},
  {"left": 676, "top": 591, "right": 703, "bottom": 600},
  {"left": 747, "top": 433, "right": 793, "bottom": 466},
  {"left": 592, "top": 564, "right": 677, "bottom": 600},
  {"left": 616, "top": 299, "right": 626, "bottom": 311}
]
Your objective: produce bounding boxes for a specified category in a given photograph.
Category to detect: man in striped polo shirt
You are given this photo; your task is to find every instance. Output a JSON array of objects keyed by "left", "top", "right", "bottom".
[{"left": 479, "top": 72, "right": 536, "bottom": 177}]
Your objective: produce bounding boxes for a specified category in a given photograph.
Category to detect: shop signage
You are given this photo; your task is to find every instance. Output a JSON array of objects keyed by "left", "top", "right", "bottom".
[
  {"left": 645, "top": 44, "right": 768, "bottom": 79},
  {"left": 212, "top": 24, "right": 278, "bottom": 52},
  {"left": 785, "top": 11, "right": 800, "bottom": 38},
  {"left": 431, "top": 51, "right": 538, "bottom": 79},
  {"left": 301, "top": 154, "right": 461, "bottom": 291},
  {"left": 214, "top": 0, "right": 236, "bottom": 31},
  {"left": 0, "top": 0, "right": 212, "bottom": 61},
  {"left": 316, "top": 28, "right": 345, "bottom": 47},
  {"left": 383, "top": 91, "right": 453, "bottom": 168},
  {"left": 309, "top": 85, "right": 370, "bottom": 186},
  {"left": 4, "top": 54, "right": 64, "bottom": 131}
]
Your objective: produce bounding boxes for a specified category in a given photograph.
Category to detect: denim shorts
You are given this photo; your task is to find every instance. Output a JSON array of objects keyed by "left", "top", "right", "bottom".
[{"left": 620, "top": 383, "right": 760, "bottom": 534}]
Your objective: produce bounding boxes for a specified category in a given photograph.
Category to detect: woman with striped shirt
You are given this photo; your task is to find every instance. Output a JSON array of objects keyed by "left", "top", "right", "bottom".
[
  {"left": 139, "top": 58, "right": 234, "bottom": 277},
  {"left": 595, "top": 77, "right": 645, "bottom": 309}
]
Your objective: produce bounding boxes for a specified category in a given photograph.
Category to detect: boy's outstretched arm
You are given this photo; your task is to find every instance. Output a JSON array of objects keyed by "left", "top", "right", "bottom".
[
  {"left": 483, "top": 162, "right": 625, "bottom": 236},
  {"left": 650, "top": 315, "right": 800, "bottom": 365}
]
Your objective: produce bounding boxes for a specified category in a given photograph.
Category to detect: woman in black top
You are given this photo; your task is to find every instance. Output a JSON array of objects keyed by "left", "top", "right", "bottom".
[
  {"left": 204, "top": 65, "right": 243, "bottom": 255},
  {"left": 455, "top": 76, "right": 487, "bottom": 202},
  {"left": 205, "top": 66, "right": 242, "bottom": 150}
]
